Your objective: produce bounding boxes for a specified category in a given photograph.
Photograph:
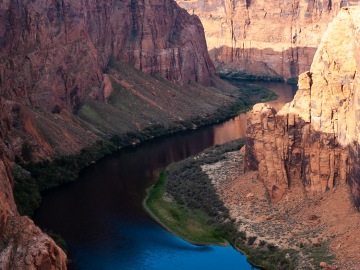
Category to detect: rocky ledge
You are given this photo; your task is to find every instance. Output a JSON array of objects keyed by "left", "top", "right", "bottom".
[
  {"left": 0, "top": 0, "right": 214, "bottom": 112},
  {"left": 243, "top": 6, "right": 360, "bottom": 268},
  {"left": 0, "top": 0, "right": 217, "bottom": 268},
  {"left": 244, "top": 6, "right": 360, "bottom": 203},
  {"left": 177, "top": 0, "right": 360, "bottom": 81}
]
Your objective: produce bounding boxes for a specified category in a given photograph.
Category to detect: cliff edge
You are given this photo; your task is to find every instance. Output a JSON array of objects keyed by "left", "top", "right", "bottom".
[
  {"left": 242, "top": 7, "right": 360, "bottom": 267},
  {"left": 0, "top": 0, "right": 219, "bottom": 269},
  {"left": 177, "top": 0, "right": 360, "bottom": 81},
  {"left": 245, "top": 6, "right": 360, "bottom": 206},
  {"left": 0, "top": 0, "right": 215, "bottom": 112}
]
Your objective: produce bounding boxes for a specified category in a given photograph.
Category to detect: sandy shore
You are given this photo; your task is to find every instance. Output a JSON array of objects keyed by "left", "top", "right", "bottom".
[{"left": 201, "top": 149, "right": 360, "bottom": 270}]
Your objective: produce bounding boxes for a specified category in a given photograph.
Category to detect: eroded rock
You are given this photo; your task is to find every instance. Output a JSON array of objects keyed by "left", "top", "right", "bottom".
[
  {"left": 0, "top": 0, "right": 215, "bottom": 112},
  {"left": 177, "top": 0, "right": 360, "bottom": 80},
  {"left": 244, "top": 7, "right": 360, "bottom": 204}
]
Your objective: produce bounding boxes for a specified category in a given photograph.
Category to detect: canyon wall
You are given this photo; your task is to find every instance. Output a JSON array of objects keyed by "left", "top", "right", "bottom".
[
  {"left": 244, "top": 7, "right": 360, "bottom": 206},
  {"left": 0, "top": 98, "right": 67, "bottom": 269},
  {"left": 177, "top": 0, "right": 360, "bottom": 80},
  {"left": 0, "top": 0, "right": 220, "bottom": 268},
  {"left": 0, "top": 0, "right": 214, "bottom": 112}
]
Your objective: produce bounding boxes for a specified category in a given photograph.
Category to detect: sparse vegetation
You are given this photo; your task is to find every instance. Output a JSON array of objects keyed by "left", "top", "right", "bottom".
[
  {"left": 13, "top": 60, "right": 278, "bottom": 219},
  {"left": 14, "top": 140, "right": 116, "bottom": 216},
  {"left": 145, "top": 140, "right": 246, "bottom": 245},
  {"left": 302, "top": 242, "right": 335, "bottom": 269},
  {"left": 248, "top": 236, "right": 257, "bottom": 245},
  {"left": 145, "top": 139, "right": 335, "bottom": 270},
  {"left": 145, "top": 172, "right": 226, "bottom": 245}
]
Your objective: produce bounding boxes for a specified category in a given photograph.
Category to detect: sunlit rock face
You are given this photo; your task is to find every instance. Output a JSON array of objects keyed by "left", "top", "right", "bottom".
[
  {"left": 244, "top": 7, "right": 360, "bottom": 206},
  {"left": 0, "top": 0, "right": 214, "bottom": 113},
  {"left": 177, "top": 0, "right": 360, "bottom": 81}
]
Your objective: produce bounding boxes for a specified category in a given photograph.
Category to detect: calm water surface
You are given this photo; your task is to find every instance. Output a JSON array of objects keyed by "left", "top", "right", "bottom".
[{"left": 34, "top": 81, "right": 295, "bottom": 270}]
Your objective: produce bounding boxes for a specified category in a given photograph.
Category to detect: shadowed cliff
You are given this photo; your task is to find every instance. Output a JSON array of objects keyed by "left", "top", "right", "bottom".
[
  {"left": 0, "top": 0, "right": 236, "bottom": 269},
  {"left": 0, "top": 0, "right": 215, "bottom": 113}
]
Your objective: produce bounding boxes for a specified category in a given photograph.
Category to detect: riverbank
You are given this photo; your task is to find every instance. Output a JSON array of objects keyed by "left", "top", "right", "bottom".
[
  {"left": 14, "top": 68, "right": 277, "bottom": 218},
  {"left": 210, "top": 148, "right": 360, "bottom": 270},
  {"left": 145, "top": 140, "right": 336, "bottom": 270},
  {"left": 144, "top": 172, "right": 227, "bottom": 246},
  {"left": 143, "top": 140, "right": 247, "bottom": 246}
]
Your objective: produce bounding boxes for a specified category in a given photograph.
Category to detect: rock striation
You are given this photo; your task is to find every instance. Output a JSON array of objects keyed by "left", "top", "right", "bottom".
[
  {"left": 244, "top": 7, "right": 360, "bottom": 205},
  {"left": 0, "top": 0, "right": 214, "bottom": 112},
  {"left": 0, "top": 98, "right": 67, "bottom": 269},
  {"left": 0, "top": 0, "right": 218, "bottom": 268},
  {"left": 177, "top": 0, "right": 360, "bottom": 81}
]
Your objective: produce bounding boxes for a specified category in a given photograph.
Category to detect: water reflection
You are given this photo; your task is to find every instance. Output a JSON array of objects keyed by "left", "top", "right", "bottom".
[
  {"left": 34, "top": 81, "right": 295, "bottom": 270},
  {"left": 213, "top": 81, "right": 296, "bottom": 144},
  {"left": 260, "top": 81, "right": 297, "bottom": 110}
]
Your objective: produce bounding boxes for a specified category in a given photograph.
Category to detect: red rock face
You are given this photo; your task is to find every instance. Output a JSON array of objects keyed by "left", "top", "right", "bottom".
[
  {"left": 0, "top": 1, "right": 216, "bottom": 268},
  {"left": 0, "top": 0, "right": 214, "bottom": 112},
  {"left": 177, "top": 0, "right": 360, "bottom": 80},
  {"left": 244, "top": 7, "right": 360, "bottom": 205},
  {"left": 0, "top": 97, "right": 67, "bottom": 269}
]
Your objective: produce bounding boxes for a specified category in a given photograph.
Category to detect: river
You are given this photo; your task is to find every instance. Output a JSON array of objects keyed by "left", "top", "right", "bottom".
[{"left": 34, "top": 81, "right": 296, "bottom": 270}]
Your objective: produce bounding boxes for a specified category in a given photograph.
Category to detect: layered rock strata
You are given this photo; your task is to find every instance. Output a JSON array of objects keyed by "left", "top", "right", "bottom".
[
  {"left": 0, "top": 0, "right": 214, "bottom": 112},
  {"left": 244, "top": 7, "right": 360, "bottom": 205},
  {"left": 0, "top": 98, "right": 67, "bottom": 269},
  {"left": 0, "top": 0, "right": 218, "bottom": 268},
  {"left": 177, "top": 0, "right": 360, "bottom": 80}
]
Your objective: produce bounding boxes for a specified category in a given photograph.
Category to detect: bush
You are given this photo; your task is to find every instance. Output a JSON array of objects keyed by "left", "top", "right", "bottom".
[
  {"left": 259, "top": 240, "right": 267, "bottom": 247},
  {"left": 248, "top": 236, "right": 257, "bottom": 245},
  {"left": 13, "top": 140, "right": 117, "bottom": 216},
  {"left": 267, "top": 243, "right": 278, "bottom": 252}
]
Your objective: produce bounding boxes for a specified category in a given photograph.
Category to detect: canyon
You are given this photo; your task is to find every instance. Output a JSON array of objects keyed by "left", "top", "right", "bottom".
[
  {"left": 0, "top": 0, "right": 234, "bottom": 268},
  {"left": 177, "top": 0, "right": 360, "bottom": 81},
  {"left": 244, "top": 5, "right": 360, "bottom": 204},
  {"left": 243, "top": 6, "right": 360, "bottom": 268},
  {"left": 1, "top": 0, "right": 360, "bottom": 269}
]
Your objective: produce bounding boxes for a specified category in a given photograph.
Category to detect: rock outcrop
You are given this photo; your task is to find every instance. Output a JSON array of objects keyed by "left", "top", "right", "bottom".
[
  {"left": 0, "top": 0, "right": 214, "bottom": 112},
  {"left": 177, "top": 0, "right": 360, "bottom": 80},
  {"left": 0, "top": 98, "right": 67, "bottom": 269},
  {"left": 244, "top": 7, "right": 360, "bottom": 205},
  {"left": 0, "top": 0, "right": 219, "bottom": 268}
]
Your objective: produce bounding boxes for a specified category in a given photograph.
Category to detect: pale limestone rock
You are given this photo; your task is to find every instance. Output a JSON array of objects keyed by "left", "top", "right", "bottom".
[
  {"left": 176, "top": 0, "right": 351, "bottom": 80},
  {"left": 244, "top": 7, "right": 360, "bottom": 205}
]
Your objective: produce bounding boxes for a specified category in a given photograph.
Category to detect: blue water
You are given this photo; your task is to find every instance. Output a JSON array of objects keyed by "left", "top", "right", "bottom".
[
  {"left": 34, "top": 82, "right": 294, "bottom": 270},
  {"left": 71, "top": 219, "right": 254, "bottom": 270}
]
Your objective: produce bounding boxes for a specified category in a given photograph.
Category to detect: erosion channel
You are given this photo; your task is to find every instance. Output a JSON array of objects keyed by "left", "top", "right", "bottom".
[{"left": 34, "top": 81, "right": 295, "bottom": 270}]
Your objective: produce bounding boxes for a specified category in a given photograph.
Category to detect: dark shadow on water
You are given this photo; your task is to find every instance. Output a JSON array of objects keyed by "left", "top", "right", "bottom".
[{"left": 34, "top": 81, "right": 294, "bottom": 270}]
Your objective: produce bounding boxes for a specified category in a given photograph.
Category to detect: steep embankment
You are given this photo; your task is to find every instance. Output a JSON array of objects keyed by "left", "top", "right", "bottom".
[
  {"left": 177, "top": 0, "right": 360, "bottom": 81},
  {"left": 244, "top": 6, "right": 360, "bottom": 268},
  {"left": 0, "top": 98, "right": 67, "bottom": 269},
  {"left": 0, "top": 0, "right": 214, "bottom": 113},
  {"left": 0, "top": 0, "right": 246, "bottom": 269}
]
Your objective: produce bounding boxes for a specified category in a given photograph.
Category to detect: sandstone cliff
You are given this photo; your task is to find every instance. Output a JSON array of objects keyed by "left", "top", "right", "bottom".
[
  {"left": 244, "top": 7, "right": 360, "bottom": 205},
  {"left": 0, "top": 98, "right": 67, "bottom": 269},
  {"left": 0, "top": 0, "right": 214, "bottom": 113},
  {"left": 177, "top": 0, "right": 360, "bottom": 81},
  {"left": 0, "top": 0, "right": 223, "bottom": 268}
]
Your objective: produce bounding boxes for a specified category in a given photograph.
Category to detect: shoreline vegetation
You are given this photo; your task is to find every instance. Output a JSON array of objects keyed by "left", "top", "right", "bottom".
[
  {"left": 13, "top": 76, "right": 277, "bottom": 217},
  {"left": 219, "top": 72, "right": 299, "bottom": 86},
  {"left": 12, "top": 74, "right": 277, "bottom": 260},
  {"left": 143, "top": 172, "right": 228, "bottom": 246},
  {"left": 144, "top": 140, "right": 246, "bottom": 247},
  {"left": 144, "top": 139, "right": 335, "bottom": 270}
]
